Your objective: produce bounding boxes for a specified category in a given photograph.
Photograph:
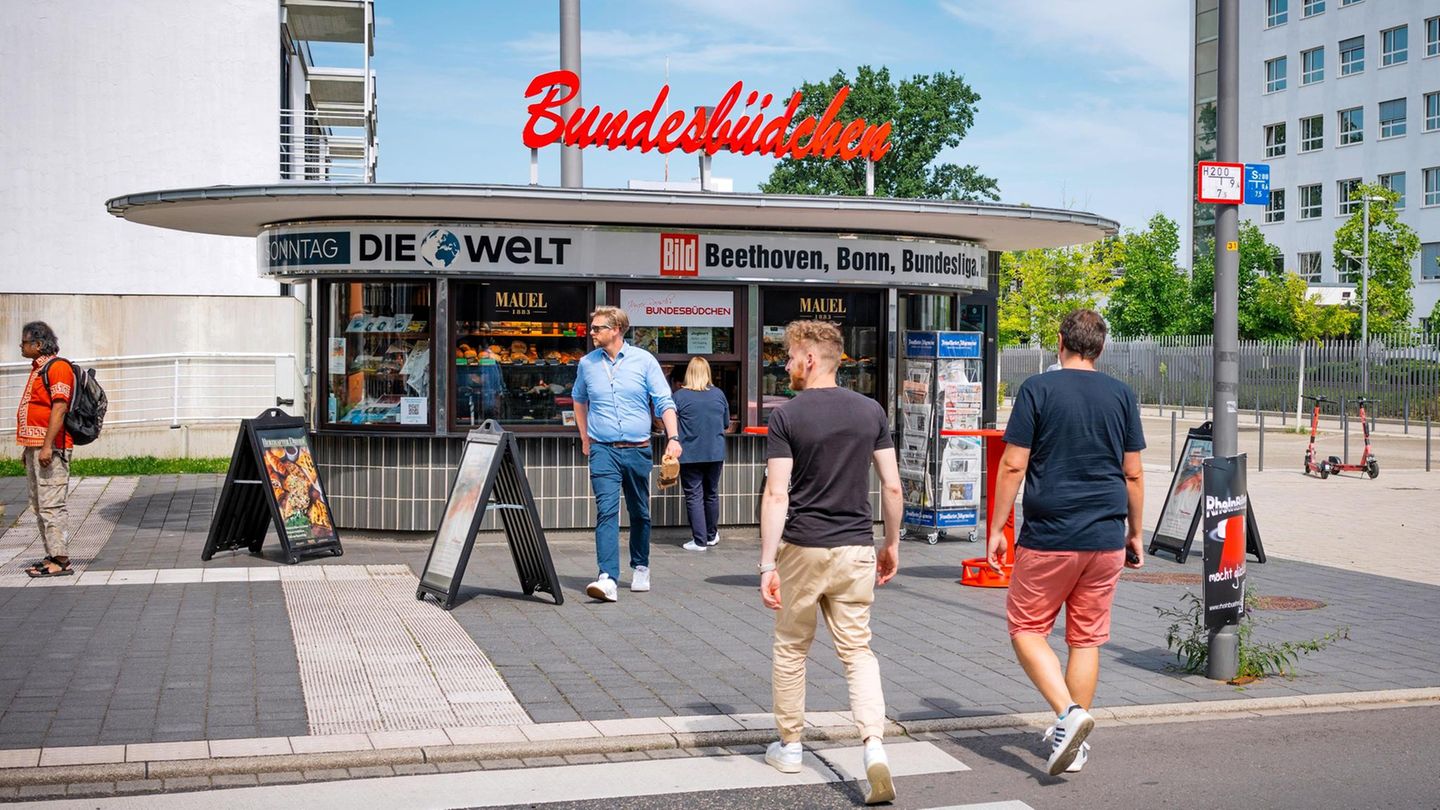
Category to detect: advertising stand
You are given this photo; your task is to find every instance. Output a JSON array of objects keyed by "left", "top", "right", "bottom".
[
  {"left": 1150, "top": 421, "right": 1266, "bottom": 566},
  {"left": 204, "top": 409, "right": 343, "bottom": 564},
  {"left": 899, "top": 331, "right": 985, "bottom": 543},
  {"left": 416, "top": 421, "right": 563, "bottom": 610}
]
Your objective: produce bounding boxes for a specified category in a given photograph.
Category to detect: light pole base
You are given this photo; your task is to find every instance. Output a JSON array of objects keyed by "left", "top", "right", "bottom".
[{"left": 1207, "top": 624, "right": 1240, "bottom": 681}]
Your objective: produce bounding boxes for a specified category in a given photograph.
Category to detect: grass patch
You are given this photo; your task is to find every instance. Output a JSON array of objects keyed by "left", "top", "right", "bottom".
[{"left": 0, "top": 456, "right": 230, "bottom": 478}]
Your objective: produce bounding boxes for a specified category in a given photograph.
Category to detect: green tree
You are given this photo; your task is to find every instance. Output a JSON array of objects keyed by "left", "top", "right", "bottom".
[
  {"left": 759, "top": 66, "right": 998, "bottom": 200},
  {"left": 1333, "top": 183, "right": 1419, "bottom": 334},
  {"left": 1190, "top": 220, "right": 1285, "bottom": 337},
  {"left": 1103, "top": 213, "right": 1190, "bottom": 337},
  {"left": 998, "top": 240, "right": 1119, "bottom": 347},
  {"left": 1426, "top": 296, "right": 1440, "bottom": 333}
]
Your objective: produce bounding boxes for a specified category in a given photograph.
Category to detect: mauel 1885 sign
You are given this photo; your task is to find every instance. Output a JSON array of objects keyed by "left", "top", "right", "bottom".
[{"left": 522, "top": 70, "right": 894, "bottom": 162}]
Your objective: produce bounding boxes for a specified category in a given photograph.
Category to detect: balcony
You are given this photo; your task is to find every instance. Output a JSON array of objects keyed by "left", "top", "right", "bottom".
[{"left": 282, "top": 0, "right": 376, "bottom": 182}]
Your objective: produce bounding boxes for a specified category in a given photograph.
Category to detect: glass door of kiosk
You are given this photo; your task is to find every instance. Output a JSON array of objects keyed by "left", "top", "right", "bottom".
[{"left": 615, "top": 286, "right": 744, "bottom": 427}]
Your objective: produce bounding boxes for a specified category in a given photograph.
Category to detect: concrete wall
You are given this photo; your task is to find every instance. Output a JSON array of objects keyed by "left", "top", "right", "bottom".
[
  {"left": 1238, "top": 0, "right": 1440, "bottom": 322},
  {"left": 0, "top": 0, "right": 281, "bottom": 297}
]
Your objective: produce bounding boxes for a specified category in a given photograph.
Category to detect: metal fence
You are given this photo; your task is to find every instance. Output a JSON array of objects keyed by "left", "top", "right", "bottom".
[
  {"left": 1000, "top": 334, "right": 1440, "bottom": 421},
  {"left": 0, "top": 353, "right": 299, "bottom": 436}
]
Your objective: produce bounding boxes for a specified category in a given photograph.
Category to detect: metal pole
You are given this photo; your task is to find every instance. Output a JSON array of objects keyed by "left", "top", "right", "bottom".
[
  {"left": 1404, "top": 389, "right": 1410, "bottom": 434},
  {"left": 1361, "top": 196, "right": 1370, "bottom": 397},
  {"left": 1342, "top": 397, "right": 1349, "bottom": 462},
  {"left": 1259, "top": 412, "right": 1265, "bottom": 471},
  {"left": 1171, "top": 412, "right": 1178, "bottom": 470},
  {"left": 1207, "top": 0, "right": 1241, "bottom": 682},
  {"left": 865, "top": 159, "right": 875, "bottom": 196},
  {"left": 559, "top": 0, "right": 583, "bottom": 188},
  {"left": 1427, "top": 412, "right": 1432, "bottom": 472}
]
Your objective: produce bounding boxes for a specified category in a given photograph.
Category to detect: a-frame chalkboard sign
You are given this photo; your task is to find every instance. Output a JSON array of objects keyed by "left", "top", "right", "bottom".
[
  {"left": 203, "top": 408, "right": 343, "bottom": 565},
  {"left": 416, "top": 421, "right": 563, "bottom": 610},
  {"left": 1149, "top": 421, "right": 1265, "bottom": 565}
]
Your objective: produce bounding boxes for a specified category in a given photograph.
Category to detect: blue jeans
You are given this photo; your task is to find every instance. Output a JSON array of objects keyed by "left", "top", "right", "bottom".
[
  {"left": 680, "top": 461, "right": 722, "bottom": 546},
  {"left": 588, "top": 443, "right": 652, "bottom": 580}
]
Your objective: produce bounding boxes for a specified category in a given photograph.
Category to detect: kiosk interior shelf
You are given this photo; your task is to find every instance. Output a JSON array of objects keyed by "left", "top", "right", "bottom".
[{"left": 454, "top": 321, "right": 587, "bottom": 427}]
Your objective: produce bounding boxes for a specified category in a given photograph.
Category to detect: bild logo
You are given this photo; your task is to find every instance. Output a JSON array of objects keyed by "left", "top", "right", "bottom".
[
  {"left": 660, "top": 233, "right": 699, "bottom": 277},
  {"left": 419, "top": 228, "right": 461, "bottom": 268}
]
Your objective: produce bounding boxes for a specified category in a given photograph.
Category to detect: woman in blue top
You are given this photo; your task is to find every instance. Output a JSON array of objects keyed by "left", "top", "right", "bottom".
[{"left": 674, "top": 357, "right": 729, "bottom": 552}]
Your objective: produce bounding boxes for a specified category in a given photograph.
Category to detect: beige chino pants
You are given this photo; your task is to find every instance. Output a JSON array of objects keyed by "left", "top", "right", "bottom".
[
  {"left": 772, "top": 541, "right": 886, "bottom": 743},
  {"left": 23, "top": 447, "right": 70, "bottom": 559}
]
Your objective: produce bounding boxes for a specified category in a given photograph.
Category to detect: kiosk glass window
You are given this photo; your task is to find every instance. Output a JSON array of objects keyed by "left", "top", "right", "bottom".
[
  {"left": 761, "top": 289, "right": 882, "bottom": 418},
  {"left": 451, "top": 281, "right": 590, "bottom": 429},
  {"left": 323, "top": 281, "right": 434, "bottom": 428},
  {"left": 616, "top": 287, "right": 742, "bottom": 424}
]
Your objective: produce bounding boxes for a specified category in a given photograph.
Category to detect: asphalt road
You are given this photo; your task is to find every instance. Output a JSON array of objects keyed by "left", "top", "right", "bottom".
[{"left": 487, "top": 704, "right": 1440, "bottom": 810}]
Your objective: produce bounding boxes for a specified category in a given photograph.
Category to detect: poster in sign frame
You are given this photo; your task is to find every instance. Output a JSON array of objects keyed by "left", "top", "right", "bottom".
[
  {"left": 203, "top": 409, "right": 343, "bottom": 565},
  {"left": 1203, "top": 453, "right": 1251, "bottom": 629},
  {"left": 416, "top": 422, "right": 563, "bottom": 610}
]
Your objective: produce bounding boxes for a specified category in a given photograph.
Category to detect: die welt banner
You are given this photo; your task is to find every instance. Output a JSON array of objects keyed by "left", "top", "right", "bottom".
[{"left": 1202, "top": 454, "right": 1249, "bottom": 629}]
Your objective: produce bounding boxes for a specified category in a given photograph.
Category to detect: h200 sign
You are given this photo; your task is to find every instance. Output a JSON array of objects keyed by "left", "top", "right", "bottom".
[{"left": 1197, "top": 162, "right": 1243, "bottom": 204}]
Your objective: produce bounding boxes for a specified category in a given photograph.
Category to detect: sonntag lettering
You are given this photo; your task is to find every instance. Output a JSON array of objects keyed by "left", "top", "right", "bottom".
[{"left": 268, "top": 232, "right": 350, "bottom": 266}]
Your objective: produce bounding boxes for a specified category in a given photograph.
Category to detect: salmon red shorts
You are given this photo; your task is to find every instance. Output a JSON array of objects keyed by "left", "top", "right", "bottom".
[{"left": 1006, "top": 546, "right": 1126, "bottom": 647}]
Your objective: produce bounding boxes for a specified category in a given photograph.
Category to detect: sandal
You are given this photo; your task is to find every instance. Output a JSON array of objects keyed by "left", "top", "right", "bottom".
[{"left": 26, "top": 557, "right": 73, "bottom": 578}]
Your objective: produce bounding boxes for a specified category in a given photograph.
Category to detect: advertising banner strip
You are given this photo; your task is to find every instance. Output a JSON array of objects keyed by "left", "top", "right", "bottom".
[
  {"left": 259, "top": 224, "right": 987, "bottom": 291},
  {"left": 1202, "top": 453, "right": 1249, "bottom": 630}
]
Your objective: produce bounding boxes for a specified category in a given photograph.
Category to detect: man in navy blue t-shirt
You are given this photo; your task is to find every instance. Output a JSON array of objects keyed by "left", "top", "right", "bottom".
[{"left": 987, "top": 309, "right": 1145, "bottom": 777}]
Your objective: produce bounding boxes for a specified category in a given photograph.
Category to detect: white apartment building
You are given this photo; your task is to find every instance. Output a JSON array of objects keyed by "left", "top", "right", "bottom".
[
  {"left": 1189, "top": 0, "right": 1440, "bottom": 327},
  {"left": 0, "top": 0, "right": 376, "bottom": 357}
]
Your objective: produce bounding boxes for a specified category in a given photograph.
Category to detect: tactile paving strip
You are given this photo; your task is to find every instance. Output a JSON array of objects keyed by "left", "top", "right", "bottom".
[
  {"left": 0, "top": 476, "right": 135, "bottom": 584},
  {"left": 282, "top": 564, "right": 531, "bottom": 735}
]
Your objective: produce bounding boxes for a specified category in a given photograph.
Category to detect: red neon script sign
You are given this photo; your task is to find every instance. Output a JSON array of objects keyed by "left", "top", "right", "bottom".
[{"left": 522, "top": 70, "right": 893, "bottom": 162}]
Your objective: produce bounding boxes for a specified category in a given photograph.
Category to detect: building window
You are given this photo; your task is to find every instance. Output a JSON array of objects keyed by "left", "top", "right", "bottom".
[
  {"left": 1338, "top": 106, "right": 1364, "bottom": 145},
  {"left": 1301, "top": 114, "right": 1324, "bottom": 150},
  {"left": 1379, "top": 172, "right": 1405, "bottom": 208},
  {"left": 1264, "top": 122, "right": 1287, "bottom": 157},
  {"left": 1303, "top": 0, "right": 1324, "bottom": 16},
  {"left": 1337, "top": 178, "right": 1361, "bottom": 215},
  {"left": 1340, "top": 0, "right": 1361, "bottom": 6},
  {"left": 1381, "top": 25, "right": 1408, "bottom": 66},
  {"left": 1340, "top": 35, "right": 1365, "bottom": 75},
  {"left": 1302, "top": 47, "right": 1325, "bottom": 83},
  {"left": 1300, "top": 184, "right": 1323, "bottom": 218},
  {"left": 1426, "top": 167, "right": 1440, "bottom": 206},
  {"left": 1379, "top": 98, "right": 1406, "bottom": 138},
  {"left": 762, "top": 290, "right": 882, "bottom": 417},
  {"left": 1340, "top": 254, "right": 1361, "bottom": 284},
  {"left": 1265, "top": 189, "right": 1286, "bottom": 223},
  {"left": 1425, "top": 92, "right": 1439, "bottom": 131},
  {"left": 1427, "top": 16, "right": 1439, "bottom": 58},
  {"left": 1265, "top": 56, "right": 1288, "bottom": 92},
  {"left": 1298, "top": 252, "right": 1322, "bottom": 282},
  {"left": 1422, "top": 242, "right": 1440, "bottom": 280},
  {"left": 1267, "top": 0, "right": 1288, "bottom": 27},
  {"left": 323, "top": 280, "right": 435, "bottom": 429}
]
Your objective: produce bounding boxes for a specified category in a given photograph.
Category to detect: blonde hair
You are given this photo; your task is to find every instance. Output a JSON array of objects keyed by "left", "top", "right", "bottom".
[
  {"left": 682, "top": 356, "right": 713, "bottom": 391},
  {"left": 589, "top": 305, "right": 629, "bottom": 334},
  {"left": 784, "top": 320, "right": 843, "bottom": 370}
]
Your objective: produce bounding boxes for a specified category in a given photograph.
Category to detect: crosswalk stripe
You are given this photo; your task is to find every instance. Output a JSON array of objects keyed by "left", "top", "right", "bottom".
[
  {"left": 920, "top": 803, "right": 1035, "bottom": 810},
  {"left": 26, "top": 741, "right": 969, "bottom": 809}
]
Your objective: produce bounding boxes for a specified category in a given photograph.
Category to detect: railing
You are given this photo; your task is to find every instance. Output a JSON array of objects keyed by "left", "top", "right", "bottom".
[
  {"left": 280, "top": 106, "right": 374, "bottom": 183},
  {"left": 0, "top": 353, "right": 300, "bottom": 435},
  {"left": 1000, "top": 334, "right": 1440, "bottom": 421}
]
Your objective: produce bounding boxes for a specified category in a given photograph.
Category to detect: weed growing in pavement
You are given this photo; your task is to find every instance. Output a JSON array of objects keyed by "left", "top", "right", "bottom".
[{"left": 1156, "top": 587, "right": 1349, "bottom": 680}]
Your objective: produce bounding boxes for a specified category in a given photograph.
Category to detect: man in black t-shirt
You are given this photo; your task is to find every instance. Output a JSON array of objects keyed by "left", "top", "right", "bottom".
[
  {"left": 759, "top": 320, "right": 903, "bottom": 806},
  {"left": 988, "top": 308, "right": 1146, "bottom": 777}
]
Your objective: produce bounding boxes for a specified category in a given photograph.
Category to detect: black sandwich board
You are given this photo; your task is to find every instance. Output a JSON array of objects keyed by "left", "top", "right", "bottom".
[
  {"left": 203, "top": 409, "right": 343, "bottom": 565},
  {"left": 1149, "top": 421, "right": 1266, "bottom": 565},
  {"left": 416, "top": 421, "right": 563, "bottom": 610}
]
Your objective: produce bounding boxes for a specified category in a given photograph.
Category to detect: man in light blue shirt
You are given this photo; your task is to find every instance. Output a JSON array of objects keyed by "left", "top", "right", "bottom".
[{"left": 572, "top": 305, "right": 681, "bottom": 602}]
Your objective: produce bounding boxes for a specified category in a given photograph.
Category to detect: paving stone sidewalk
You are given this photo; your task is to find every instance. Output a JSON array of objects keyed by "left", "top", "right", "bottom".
[{"left": 1, "top": 473, "right": 1438, "bottom": 755}]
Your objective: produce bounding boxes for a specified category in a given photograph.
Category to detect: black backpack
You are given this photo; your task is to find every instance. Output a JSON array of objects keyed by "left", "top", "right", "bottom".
[{"left": 40, "top": 358, "right": 108, "bottom": 446}]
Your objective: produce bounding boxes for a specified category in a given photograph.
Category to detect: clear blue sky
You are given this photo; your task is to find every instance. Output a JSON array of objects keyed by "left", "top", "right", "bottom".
[{"left": 345, "top": 0, "right": 1189, "bottom": 245}]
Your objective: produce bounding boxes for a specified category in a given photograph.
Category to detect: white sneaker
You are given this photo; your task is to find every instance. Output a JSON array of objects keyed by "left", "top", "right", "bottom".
[
  {"left": 682, "top": 540, "right": 709, "bottom": 551},
  {"left": 630, "top": 565, "right": 651, "bottom": 592},
  {"left": 585, "top": 573, "right": 617, "bottom": 602},
  {"left": 1043, "top": 724, "right": 1089, "bottom": 773},
  {"left": 707, "top": 531, "right": 720, "bottom": 547},
  {"left": 764, "top": 740, "right": 802, "bottom": 774},
  {"left": 1045, "top": 706, "right": 1094, "bottom": 776},
  {"left": 862, "top": 738, "right": 895, "bottom": 804}
]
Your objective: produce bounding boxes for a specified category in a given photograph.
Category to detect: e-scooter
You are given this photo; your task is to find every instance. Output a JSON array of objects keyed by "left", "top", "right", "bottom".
[
  {"left": 1302, "top": 395, "right": 1335, "bottom": 479},
  {"left": 1328, "top": 396, "right": 1380, "bottom": 479}
]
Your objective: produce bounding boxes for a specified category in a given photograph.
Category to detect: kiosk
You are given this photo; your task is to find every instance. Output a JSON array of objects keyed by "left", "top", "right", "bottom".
[{"left": 107, "top": 185, "right": 1117, "bottom": 531}]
